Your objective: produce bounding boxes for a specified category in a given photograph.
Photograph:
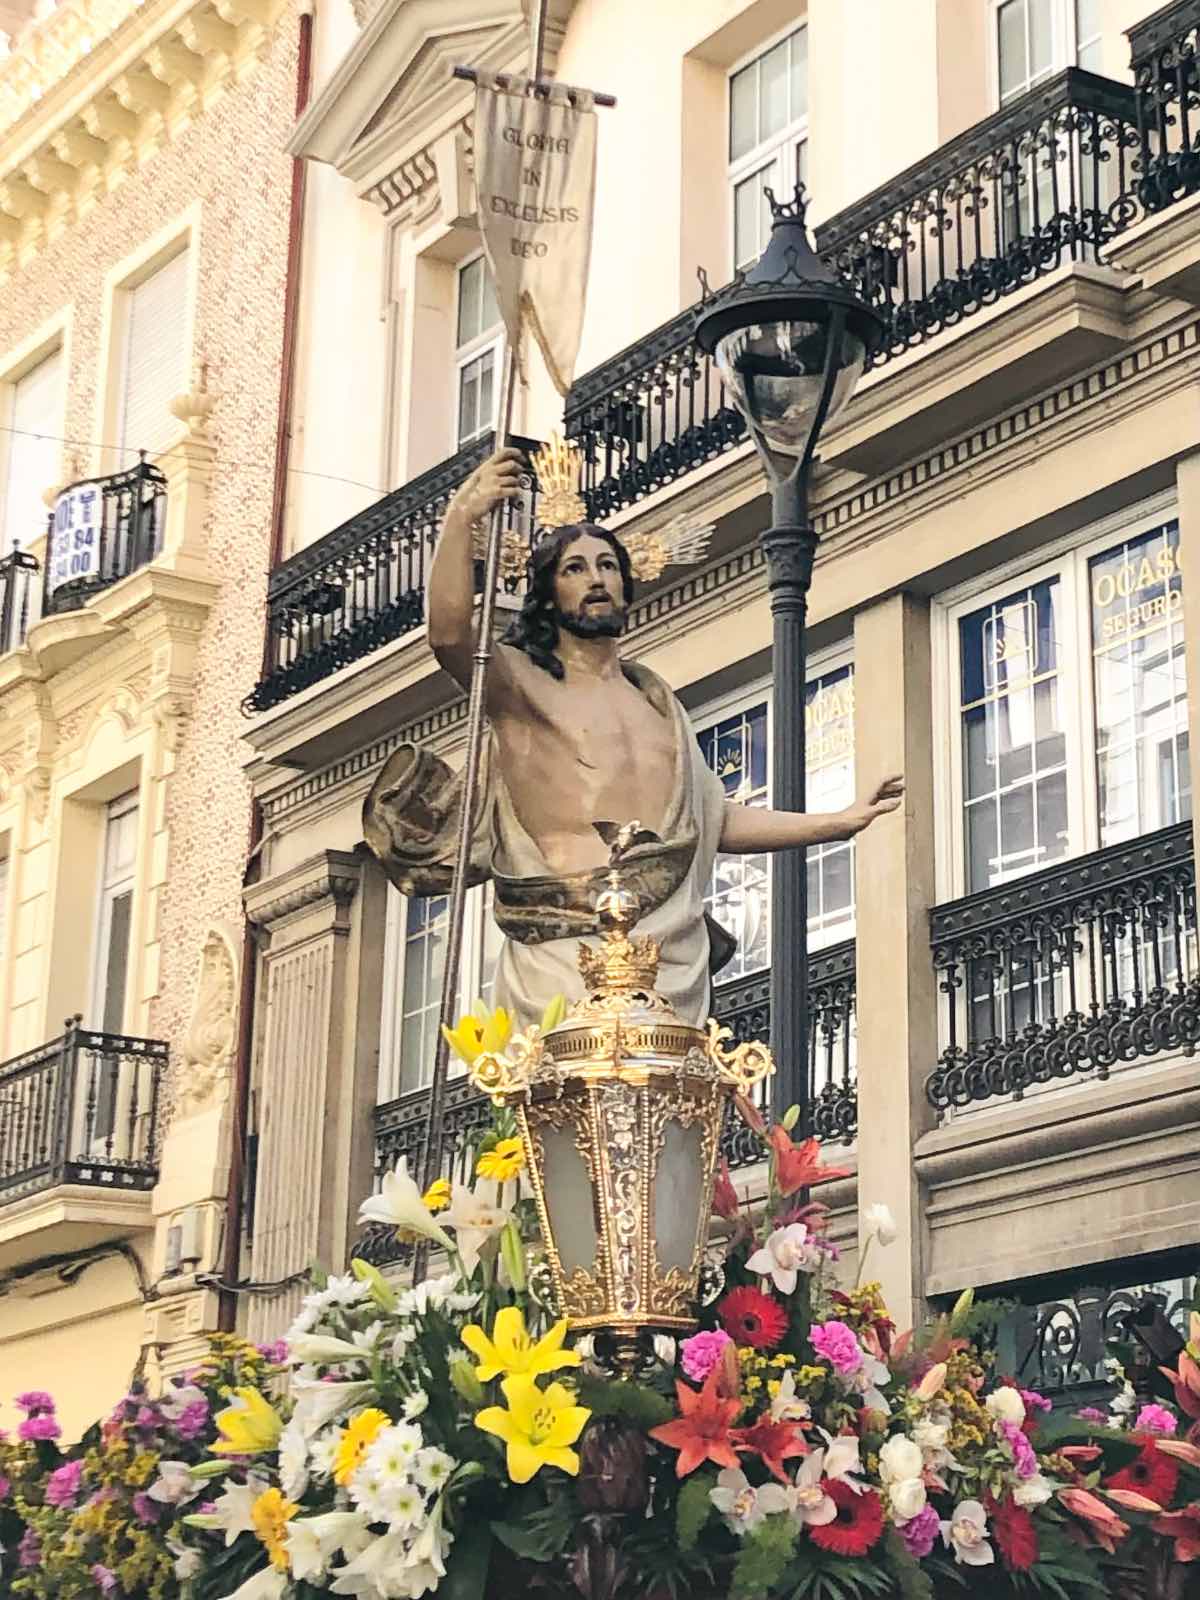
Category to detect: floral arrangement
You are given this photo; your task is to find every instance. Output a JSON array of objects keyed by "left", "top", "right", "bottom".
[
  {"left": 3, "top": 1005, "right": 1198, "bottom": 1600},
  {"left": 0, "top": 1337, "right": 285, "bottom": 1599}
]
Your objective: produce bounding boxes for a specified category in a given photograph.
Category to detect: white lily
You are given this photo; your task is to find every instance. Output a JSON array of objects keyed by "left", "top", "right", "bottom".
[
  {"left": 217, "top": 1571, "right": 288, "bottom": 1600},
  {"left": 288, "top": 1333, "right": 371, "bottom": 1367},
  {"left": 357, "top": 1159, "right": 454, "bottom": 1251},
  {"left": 404, "top": 1497, "right": 452, "bottom": 1576},
  {"left": 440, "top": 1180, "right": 514, "bottom": 1278},
  {"left": 200, "top": 1473, "right": 270, "bottom": 1547},
  {"left": 279, "top": 1416, "right": 310, "bottom": 1501},
  {"left": 285, "top": 1511, "right": 374, "bottom": 1585},
  {"left": 328, "top": 1527, "right": 413, "bottom": 1596},
  {"left": 292, "top": 1378, "right": 375, "bottom": 1438},
  {"left": 862, "top": 1202, "right": 898, "bottom": 1246}
]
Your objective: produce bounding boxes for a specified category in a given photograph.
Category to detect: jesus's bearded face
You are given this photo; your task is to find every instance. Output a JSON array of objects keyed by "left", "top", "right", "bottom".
[{"left": 551, "top": 532, "right": 628, "bottom": 638}]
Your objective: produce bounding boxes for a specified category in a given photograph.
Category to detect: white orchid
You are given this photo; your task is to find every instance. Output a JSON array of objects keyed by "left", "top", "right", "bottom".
[
  {"left": 813, "top": 1429, "right": 866, "bottom": 1487},
  {"left": 440, "top": 1180, "right": 514, "bottom": 1277},
  {"left": 357, "top": 1160, "right": 454, "bottom": 1251},
  {"left": 710, "top": 1467, "right": 790, "bottom": 1532},
  {"left": 745, "top": 1222, "right": 822, "bottom": 1295},
  {"left": 167, "top": 1537, "right": 202, "bottom": 1581},
  {"left": 769, "top": 1369, "right": 812, "bottom": 1425},
  {"left": 862, "top": 1202, "right": 898, "bottom": 1245},
  {"left": 788, "top": 1454, "right": 840, "bottom": 1528},
  {"left": 942, "top": 1500, "right": 995, "bottom": 1566},
  {"left": 285, "top": 1511, "right": 374, "bottom": 1585},
  {"left": 1013, "top": 1472, "right": 1055, "bottom": 1508},
  {"left": 159, "top": 1383, "right": 207, "bottom": 1421},
  {"left": 292, "top": 1378, "right": 375, "bottom": 1438},
  {"left": 147, "top": 1459, "right": 202, "bottom": 1505}
]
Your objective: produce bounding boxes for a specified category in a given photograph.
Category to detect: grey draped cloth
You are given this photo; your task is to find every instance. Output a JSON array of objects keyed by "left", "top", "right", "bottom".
[{"left": 362, "top": 662, "right": 731, "bottom": 1027}]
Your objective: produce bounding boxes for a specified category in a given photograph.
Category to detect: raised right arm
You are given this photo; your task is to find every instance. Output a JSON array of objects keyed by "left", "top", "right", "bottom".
[{"left": 427, "top": 447, "right": 526, "bottom": 693}]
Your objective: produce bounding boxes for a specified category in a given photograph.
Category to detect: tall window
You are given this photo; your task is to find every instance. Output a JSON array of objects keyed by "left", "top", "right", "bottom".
[
  {"left": 378, "top": 883, "right": 502, "bottom": 1102},
  {"left": 89, "top": 792, "right": 139, "bottom": 1143},
  {"left": 996, "top": 0, "right": 1103, "bottom": 104},
  {"left": 116, "top": 249, "right": 190, "bottom": 466},
  {"left": 729, "top": 27, "right": 808, "bottom": 272},
  {"left": 455, "top": 256, "right": 502, "bottom": 449},
  {"left": 697, "top": 660, "right": 856, "bottom": 981},
  {"left": 950, "top": 512, "right": 1187, "bottom": 897},
  {"left": 2, "top": 346, "right": 63, "bottom": 549}
]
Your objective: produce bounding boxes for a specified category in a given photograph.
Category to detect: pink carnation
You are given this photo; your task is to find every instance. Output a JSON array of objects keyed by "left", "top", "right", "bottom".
[
  {"left": 14, "top": 1391, "right": 55, "bottom": 1415},
  {"left": 1001, "top": 1419, "right": 1038, "bottom": 1478},
  {"left": 1019, "top": 1387, "right": 1052, "bottom": 1416},
  {"left": 45, "top": 1460, "right": 84, "bottom": 1507},
  {"left": 18, "top": 1412, "right": 62, "bottom": 1442},
  {"left": 91, "top": 1565, "right": 118, "bottom": 1594},
  {"left": 897, "top": 1503, "right": 941, "bottom": 1558},
  {"left": 680, "top": 1329, "right": 733, "bottom": 1383},
  {"left": 1074, "top": 1406, "right": 1107, "bottom": 1424},
  {"left": 810, "top": 1319, "right": 863, "bottom": 1376},
  {"left": 1133, "top": 1403, "right": 1178, "bottom": 1437}
]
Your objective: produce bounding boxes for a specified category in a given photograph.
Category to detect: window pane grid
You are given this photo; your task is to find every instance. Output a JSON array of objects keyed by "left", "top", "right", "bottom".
[{"left": 729, "top": 28, "right": 808, "bottom": 270}]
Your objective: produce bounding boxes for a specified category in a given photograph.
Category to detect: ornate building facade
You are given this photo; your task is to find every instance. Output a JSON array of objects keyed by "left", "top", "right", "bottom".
[
  {"left": 0, "top": 0, "right": 297, "bottom": 1433},
  {"left": 235, "top": 0, "right": 1200, "bottom": 1391}
]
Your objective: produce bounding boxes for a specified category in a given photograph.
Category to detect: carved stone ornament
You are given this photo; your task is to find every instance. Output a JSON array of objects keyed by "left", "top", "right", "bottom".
[{"left": 176, "top": 923, "right": 240, "bottom": 1116}]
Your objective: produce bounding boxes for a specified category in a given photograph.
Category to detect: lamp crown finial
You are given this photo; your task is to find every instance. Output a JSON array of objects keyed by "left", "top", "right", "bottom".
[{"left": 765, "top": 182, "right": 810, "bottom": 225}]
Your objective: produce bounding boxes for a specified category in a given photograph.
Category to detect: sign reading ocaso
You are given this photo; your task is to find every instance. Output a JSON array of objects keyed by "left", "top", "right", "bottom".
[{"left": 48, "top": 482, "right": 102, "bottom": 596}]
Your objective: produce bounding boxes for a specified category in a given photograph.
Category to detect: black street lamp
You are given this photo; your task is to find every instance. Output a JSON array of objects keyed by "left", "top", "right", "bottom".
[{"left": 695, "top": 186, "right": 884, "bottom": 1127}]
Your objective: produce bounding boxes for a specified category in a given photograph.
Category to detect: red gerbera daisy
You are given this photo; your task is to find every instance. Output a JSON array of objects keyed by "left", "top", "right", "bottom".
[
  {"left": 719, "top": 1286, "right": 787, "bottom": 1350},
  {"left": 809, "top": 1480, "right": 885, "bottom": 1557},
  {"left": 1104, "top": 1435, "right": 1180, "bottom": 1509},
  {"left": 990, "top": 1495, "right": 1039, "bottom": 1572}
]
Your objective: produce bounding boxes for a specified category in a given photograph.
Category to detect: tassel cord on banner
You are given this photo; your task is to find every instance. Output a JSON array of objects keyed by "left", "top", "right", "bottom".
[{"left": 411, "top": 340, "right": 521, "bottom": 1285}]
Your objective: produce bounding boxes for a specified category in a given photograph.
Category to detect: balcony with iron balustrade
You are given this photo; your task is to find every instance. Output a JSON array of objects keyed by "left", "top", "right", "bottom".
[
  {"left": 355, "top": 946, "right": 858, "bottom": 1270},
  {"left": 0, "top": 1017, "right": 167, "bottom": 1271}
]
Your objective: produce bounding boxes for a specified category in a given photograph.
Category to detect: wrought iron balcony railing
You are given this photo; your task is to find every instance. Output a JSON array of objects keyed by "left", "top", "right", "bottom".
[
  {"left": 926, "top": 823, "right": 1198, "bottom": 1113},
  {"left": 245, "top": 434, "right": 541, "bottom": 714},
  {"left": 42, "top": 458, "right": 167, "bottom": 617},
  {"left": 816, "top": 67, "right": 1141, "bottom": 362},
  {"left": 356, "top": 944, "right": 857, "bottom": 1268},
  {"left": 565, "top": 70, "right": 1144, "bottom": 522},
  {"left": 1131, "top": 0, "right": 1200, "bottom": 211},
  {"left": 0, "top": 1019, "right": 166, "bottom": 1205},
  {"left": 0, "top": 541, "right": 39, "bottom": 653}
]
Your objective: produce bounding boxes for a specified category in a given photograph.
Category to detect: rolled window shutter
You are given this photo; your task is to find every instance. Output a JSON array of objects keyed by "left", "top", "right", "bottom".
[
  {"left": 118, "top": 250, "right": 190, "bottom": 466},
  {"left": 3, "top": 348, "right": 62, "bottom": 549}
]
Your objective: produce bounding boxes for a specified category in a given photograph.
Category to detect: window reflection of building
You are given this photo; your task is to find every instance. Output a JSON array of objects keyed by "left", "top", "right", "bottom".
[{"left": 696, "top": 661, "right": 856, "bottom": 980}]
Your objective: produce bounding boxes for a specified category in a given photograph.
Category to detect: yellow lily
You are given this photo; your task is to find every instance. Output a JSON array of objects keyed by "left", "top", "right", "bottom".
[
  {"left": 476, "top": 1137, "right": 525, "bottom": 1183},
  {"left": 461, "top": 1305, "right": 580, "bottom": 1382},
  {"left": 540, "top": 993, "right": 567, "bottom": 1032},
  {"left": 212, "top": 1387, "right": 283, "bottom": 1455},
  {"left": 442, "top": 1005, "right": 512, "bottom": 1066},
  {"left": 475, "top": 1374, "right": 590, "bottom": 1483}
]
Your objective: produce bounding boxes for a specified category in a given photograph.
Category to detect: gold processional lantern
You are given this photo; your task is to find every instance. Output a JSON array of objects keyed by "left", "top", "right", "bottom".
[{"left": 471, "top": 842, "right": 774, "bottom": 1370}]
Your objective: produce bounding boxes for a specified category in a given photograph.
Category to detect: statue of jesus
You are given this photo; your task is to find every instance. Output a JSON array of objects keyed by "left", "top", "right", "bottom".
[{"left": 363, "top": 448, "right": 903, "bottom": 1028}]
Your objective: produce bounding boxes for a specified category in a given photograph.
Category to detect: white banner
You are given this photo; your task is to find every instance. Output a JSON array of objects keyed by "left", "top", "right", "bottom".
[
  {"left": 474, "top": 74, "right": 597, "bottom": 397},
  {"left": 49, "top": 482, "right": 102, "bottom": 594}
]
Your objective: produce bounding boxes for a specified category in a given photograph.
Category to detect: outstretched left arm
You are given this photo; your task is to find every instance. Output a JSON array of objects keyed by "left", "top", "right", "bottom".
[{"left": 718, "top": 774, "right": 904, "bottom": 853}]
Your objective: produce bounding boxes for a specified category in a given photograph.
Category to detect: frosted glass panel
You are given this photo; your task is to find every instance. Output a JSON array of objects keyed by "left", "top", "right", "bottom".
[
  {"left": 540, "top": 1122, "right": 598, "bottom": 1275},
  {"left": 655, "top": 1119, "right": 704, "bottom": 1273}
]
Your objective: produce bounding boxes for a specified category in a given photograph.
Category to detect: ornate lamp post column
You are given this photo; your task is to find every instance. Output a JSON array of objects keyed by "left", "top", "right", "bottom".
[{"left": 694, "top": 188, "right": 883, "bottom": 1126}]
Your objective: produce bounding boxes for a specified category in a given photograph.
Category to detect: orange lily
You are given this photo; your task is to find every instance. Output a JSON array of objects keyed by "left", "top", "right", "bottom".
[
  {"left": 1152, "top": 1504, "right": 1200, "bottom": 1563},
  {"left": 1161, "top": 1352, "right": 1200, "bottom": 1439},
  {"left": 649, "top": 1367, "right": 741, "bottom": 1479},
  {"left": 712, "top": 1158, "right": 740, "bottom": 1221},
  {"left": 1058, "top": 1488, "right": 1130, "bottom": 1555},
  {"left": 768, "top": 1125, "right": 852, "bottom": 1196},
  {"left": 733, "top": 1416, "right": 809, "bottom": 1483}
]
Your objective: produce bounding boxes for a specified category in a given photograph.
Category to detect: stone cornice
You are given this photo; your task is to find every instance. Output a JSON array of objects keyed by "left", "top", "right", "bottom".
[
  {"left": 0, "top": 0, "right": 286, "bottom": 276},
  {"left": 244, "top": 847, "right": 362, "bottom": 931}
]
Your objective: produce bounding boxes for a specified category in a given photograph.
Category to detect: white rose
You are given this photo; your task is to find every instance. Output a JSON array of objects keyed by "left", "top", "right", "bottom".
[
  {"left": 913, "top": 1418, "right": 950, "bottom": 1454},
  {"left": 984, "top": 1388, "right": 1025, "bottom": 1427},
  {"left": 890, "top": 1477, "right": 928, "bottom": 1520},
  {"left": 1012, "top": 1472, "right": 1054, "bottom": 1508},
  {"left": 878, "top": 1434, "right": 924, "bottom": 1484}
]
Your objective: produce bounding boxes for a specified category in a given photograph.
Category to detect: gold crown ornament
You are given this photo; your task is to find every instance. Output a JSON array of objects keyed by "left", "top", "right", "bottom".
[{"left": 531, "top": 433, "right": 717, "bottom": 582}]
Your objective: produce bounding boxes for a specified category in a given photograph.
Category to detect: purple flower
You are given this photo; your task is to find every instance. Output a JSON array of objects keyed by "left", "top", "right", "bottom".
[
  {"left": 897, "top": 1504, "right": 941, "bottom": 1558},
  {"left": 45, "top": 1459, "right": 85, "bottom": 1507},
  {"left": 14, "top": 1391, "right": 55, "bottom": 1415},
  {"left": 1134, "top": 1403, "right": 1178, "bottom": 1437},
  {"left": 173, "top": 1399, "right": 210, "bottom": 1441},
  {"left": 1000, "top": 1419, "right": 1038, "bottom": 1479},
  {"left": 810, "top": 1319, "right": 864, "bottom": 1376},
  {"left": 91, "top": 1565, "right": 118, "bottom": 1595},
  {"left": 1074, "top": 1406, "right": 1108, "bottom": 1425},
  {"left": 132, "top": 1490, "right": 160, "bottom": 1524},
  {"left": 0, "top": 1474, "right": 10, "bottom": 1499},
  {"left": 18, "top": 1412, "right": 62, "bottom": 1442},
  {"left": 680, "top": 1329, "right": 733, "bottom": 1383},
  {"left": 17, "top": 1527, "right": 41, "bottom": 1568},
  {"left": 134, "top": 1406, "right": 159, "bottom": 1429},
  {"left": 257, "top": 1340, "right": 289, "bottom": 1364},
  {"left": 199, "top": 1499, "right": 217, "bottom": 1515},
  {"left": 1019, "top": 1387, "right": 1052, "bottom": 1416}
]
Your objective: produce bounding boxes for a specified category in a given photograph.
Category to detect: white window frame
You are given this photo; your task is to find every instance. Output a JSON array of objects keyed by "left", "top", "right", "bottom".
[
  {"left": 932, "top": 487, "right": 1183, "bottom": 905},
  {"left": 727, "top": 22, "right": 809, "bottom": 274},
  {"left": 0, "top": 315, "right": 69, "bottom": 556},
  {"left": 84, "top": 790, "right": 140, "bottom": 1154},
  {"left": 990, "top": 0, "right": 1104, "bottom": 106},
  {"left": 454, "top": 252, "right": 504, "bottom": 452},
  {"left": 377, "top": 882, "right": 500, "bottom": 1104}
]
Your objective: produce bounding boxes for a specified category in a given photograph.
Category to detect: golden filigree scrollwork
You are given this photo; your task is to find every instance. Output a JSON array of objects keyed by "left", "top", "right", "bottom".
[
  {"left": 705, "top": 1019, "right": 775, "bottom": 1093},
  {"left": 469, "top": 1027, "right": 546, "bottom": 1100},
  {"left": 577, "top": 929, "right": 662, "bottom": 996}
]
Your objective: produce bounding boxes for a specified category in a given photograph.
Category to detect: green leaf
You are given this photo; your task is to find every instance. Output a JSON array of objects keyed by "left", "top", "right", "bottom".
[
  {"left": 730, "top": 1513, "right": 798, "bottom": 1599},
  {"left": 439, "top": 1517, "right": 493, "bottom": 1600},
  {"left": 880, "top": 1526, "right": 934, "bottom": 1600},
  {"left": 676, "top": 1470, "right": 718, "bottom": 1551},
  {"left": 576, "top": 1375, "right": 674, "bottom": 1427},
  {"left": 490, "top": 1489, "right": 574, "bottom": 1562}
]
